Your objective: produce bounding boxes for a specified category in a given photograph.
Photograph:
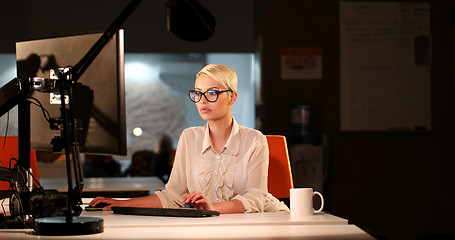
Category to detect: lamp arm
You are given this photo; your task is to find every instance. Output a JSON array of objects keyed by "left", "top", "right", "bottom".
[
  {"left": 64, "top": 0, "right": 142, "bottom": 83},
  {"left": 0, "top": 78, "right": 32, "bottom": 118}
]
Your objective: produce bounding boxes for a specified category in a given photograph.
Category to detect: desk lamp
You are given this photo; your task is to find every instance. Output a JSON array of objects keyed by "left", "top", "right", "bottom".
[{"left": 0, "top": 0, "right": 216, "bottom": 235}]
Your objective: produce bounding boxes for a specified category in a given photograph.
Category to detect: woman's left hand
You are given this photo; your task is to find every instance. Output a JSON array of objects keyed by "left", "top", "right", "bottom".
[{"left": 182, "top": 192, "right": 217, "bottom": 211}]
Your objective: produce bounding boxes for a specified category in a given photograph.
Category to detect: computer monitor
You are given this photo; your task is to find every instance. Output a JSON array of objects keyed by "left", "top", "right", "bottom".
[{"left": 15, "top": 30, "right": 127, "bottom": 156}]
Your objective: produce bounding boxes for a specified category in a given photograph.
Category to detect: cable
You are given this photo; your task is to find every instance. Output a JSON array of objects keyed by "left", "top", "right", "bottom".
[
  {"left": 0, "top": 197, "right": 6, "bottom": 217},
  {"left": 1, "top": 111, "right": 10, "bottom": 152},
  {"left": 0, "top": 111, "right": 11, "bottom": 166},
  {"left": 6, "top": 165, "right": 26, "bottom": 228},
  {"left": 7, "top": 159, "right": 35, "bottom": 229},
  {"left": 8, "top": 158, "right": 45, "bottom": 195},
  {"left": 27, "top": 97, "right": 51, "bottom": 123}
]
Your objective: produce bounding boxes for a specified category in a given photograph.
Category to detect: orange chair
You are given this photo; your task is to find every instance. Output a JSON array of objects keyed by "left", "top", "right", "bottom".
[
  {"left": 0, "top": 136, "right": 39, "bottom": 190},
  {"left": 266, "top": 135, "right": 293, "bottom": 199}
]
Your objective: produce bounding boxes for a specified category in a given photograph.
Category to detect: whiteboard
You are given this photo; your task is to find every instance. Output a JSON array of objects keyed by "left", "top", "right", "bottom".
[{"left": 340, "top": 2, "right": 431, "bottom": 131}]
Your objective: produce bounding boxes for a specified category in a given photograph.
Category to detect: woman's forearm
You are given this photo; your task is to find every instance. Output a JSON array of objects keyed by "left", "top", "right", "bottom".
[
  {"left": 212, "top": 199, "right": 245, "bottom": 214},
  {"left": 116, "top": 194, "right": 162, "bottom": 208}
]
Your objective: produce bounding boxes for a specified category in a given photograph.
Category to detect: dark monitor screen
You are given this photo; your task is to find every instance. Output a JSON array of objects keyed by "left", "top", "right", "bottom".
[{"left": 15, "top": 30, "right": 127, "bottom": 156}]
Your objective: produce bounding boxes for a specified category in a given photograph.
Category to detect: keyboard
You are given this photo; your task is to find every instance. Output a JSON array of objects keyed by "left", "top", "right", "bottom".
[{"left": 111, "top": 206, "right": 220, "bottom": 217}]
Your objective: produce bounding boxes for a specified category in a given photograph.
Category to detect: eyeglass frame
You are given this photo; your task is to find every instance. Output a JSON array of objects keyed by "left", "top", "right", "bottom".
[{"left": 187, "top": 89, "right": 233, "bottom": 103}]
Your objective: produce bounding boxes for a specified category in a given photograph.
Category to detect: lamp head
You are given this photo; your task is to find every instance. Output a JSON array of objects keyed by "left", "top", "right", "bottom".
[{"left": 165, "top": 0, "right": 216, "bottom": 42}]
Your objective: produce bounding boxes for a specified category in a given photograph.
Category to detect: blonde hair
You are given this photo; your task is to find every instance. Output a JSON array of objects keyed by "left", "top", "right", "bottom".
[{"left": 196, "top": 64, "right": 238, "bottom": 92}]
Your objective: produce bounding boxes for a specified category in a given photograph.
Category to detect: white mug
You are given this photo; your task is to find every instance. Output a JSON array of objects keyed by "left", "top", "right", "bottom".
[{"left": 290, "top": 188, "right": 324, "bottom": 216}]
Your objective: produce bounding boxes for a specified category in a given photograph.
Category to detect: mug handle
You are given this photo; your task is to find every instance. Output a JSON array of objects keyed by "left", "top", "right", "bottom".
[{"left": 313, "top": 191, "right": 324, "bottom": 213}]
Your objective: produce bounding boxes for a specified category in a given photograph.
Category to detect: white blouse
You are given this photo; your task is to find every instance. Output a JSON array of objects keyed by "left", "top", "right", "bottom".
[{"left": 155, "top": 119, "right": 289, "bottom": 213}]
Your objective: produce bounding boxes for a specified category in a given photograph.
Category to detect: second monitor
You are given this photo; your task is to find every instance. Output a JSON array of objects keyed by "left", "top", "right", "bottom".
[{"left": 16, "top": 30, "right": 127, "bottom": 156}]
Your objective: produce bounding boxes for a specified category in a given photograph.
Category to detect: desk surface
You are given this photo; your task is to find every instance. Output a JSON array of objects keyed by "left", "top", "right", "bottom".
[
  {"left": 40, "top": 177, "right": 165, "bottom": 192},
  {"left": 0, "top": 210, "right": 374, "bottom": 240},
  {"left": 0, "top": 196, "right": 374, "bottom": 239},
  {"left": 0, "top": 224, "right": 374, "bottom": 240},
  {"left": 77, "top": 198, "right": 348, "bottom": 227},
  {"left": 81, "top": 210, "right": 349, "bottom": 227}
]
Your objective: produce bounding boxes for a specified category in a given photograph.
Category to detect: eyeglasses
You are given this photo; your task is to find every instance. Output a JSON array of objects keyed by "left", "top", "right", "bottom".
[{"left": 187, "top": 89, "right": 233, "bottom": 103}]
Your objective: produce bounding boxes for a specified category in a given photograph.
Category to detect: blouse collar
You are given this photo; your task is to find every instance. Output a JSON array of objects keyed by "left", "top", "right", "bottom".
[{"left": 201, "top": 118, "right": 240, "bottom": 156}]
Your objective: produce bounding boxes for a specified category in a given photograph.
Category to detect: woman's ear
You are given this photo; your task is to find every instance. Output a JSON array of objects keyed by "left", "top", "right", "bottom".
[{"left": 229, "top": 91, "right": 238, "bottom": 105}]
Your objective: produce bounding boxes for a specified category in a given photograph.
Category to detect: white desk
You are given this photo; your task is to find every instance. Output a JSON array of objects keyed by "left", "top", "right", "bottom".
[
  {"left": 77, "top": 198, "right": 348, "bottom": 227},
  {"left": 81, "top": 210, "right": 349, "bottom": 227},
  {"left": 39, "top": 177, "right": 165, "bottom": 197},
  {"left": 0, "top": 224, "right": 374, "bottom": 239},
  {"left": 40, "top": 177, "right": 165, "bottom": 192},
  {"left": 0, "top": 200, "right": 374, "bottom": 239}
]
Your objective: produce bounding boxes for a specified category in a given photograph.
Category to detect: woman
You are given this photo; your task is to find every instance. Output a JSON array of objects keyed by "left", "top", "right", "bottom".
[{"left": 90, "top": 64, "right": 288, "bottom": 214}]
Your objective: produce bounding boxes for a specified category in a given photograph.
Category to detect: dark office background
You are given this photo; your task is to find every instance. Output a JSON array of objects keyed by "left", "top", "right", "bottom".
[{"left": 1, "top": 0, "right": 454, "bottom": 239}]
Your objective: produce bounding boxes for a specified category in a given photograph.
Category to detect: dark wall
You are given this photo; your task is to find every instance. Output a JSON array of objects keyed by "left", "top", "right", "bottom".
[
  {"left": 0, "top": 0, "right": 255, "bottom": 53},
  {"left": 257, "top": 0, "right": 455, "bottom": 239}
]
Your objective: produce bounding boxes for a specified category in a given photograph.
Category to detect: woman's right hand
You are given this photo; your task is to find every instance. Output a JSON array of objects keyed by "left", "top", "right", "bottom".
[{"left": 89, "top": 197, "right": 121, "bottom": 211}]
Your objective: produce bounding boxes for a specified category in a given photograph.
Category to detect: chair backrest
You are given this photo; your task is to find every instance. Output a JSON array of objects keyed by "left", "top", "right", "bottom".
[
  {"left": 266, "top": 135, "right": 293, "bottom": 199},
  {"left": 0, "top": 136, "right": 39, "bottom": 190}
]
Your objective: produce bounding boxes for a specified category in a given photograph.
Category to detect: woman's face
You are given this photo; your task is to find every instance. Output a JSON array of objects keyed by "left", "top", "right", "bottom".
[{"left": 194, "top": 74, "right": 236, "bottom": 122}]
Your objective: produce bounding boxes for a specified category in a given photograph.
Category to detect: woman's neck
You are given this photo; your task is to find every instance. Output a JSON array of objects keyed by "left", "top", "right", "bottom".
[{"left": 208, "top": 117, "right": 233, "bottom": 153}]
